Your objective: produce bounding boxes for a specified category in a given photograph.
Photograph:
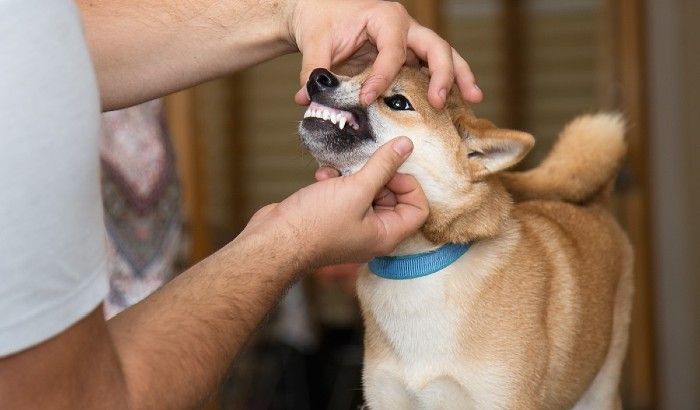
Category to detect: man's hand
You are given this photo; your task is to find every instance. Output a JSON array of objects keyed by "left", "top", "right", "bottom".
[
  {"left": 287, "top": 0, "right": 483, "bottom": 108},
  {"left": 244, "top": 137, "right": 429, "bottom": 268}
]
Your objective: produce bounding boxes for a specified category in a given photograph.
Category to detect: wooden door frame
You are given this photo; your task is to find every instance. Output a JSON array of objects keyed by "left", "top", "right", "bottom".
[
  {"left": 165, "top": 89, "right": 213, "bottom": 265},
  {"left": 606, "top": 0, "right": 657, "bottom": 407}
]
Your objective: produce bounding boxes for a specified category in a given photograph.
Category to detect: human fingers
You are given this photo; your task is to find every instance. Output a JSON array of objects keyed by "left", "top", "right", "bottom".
[
  {"left": 451, "top": 48, "right": 482, "bottom": 103},
  {"left": 373, "top": 187, "right": 397, "bottom": 208},
  {"left": 373, "top": 172, "right": 427, "bottom": 209},
  {"left": 405, "top": 49, "right": 420, "bottom": 67},
  {"left": 351, "top": 137, "right": 413, "bottom": 197},
  {"left": 373, "top": 173, "right": 429, "bottom": 250},
  {"left": 295, "top": 39, "right": 333, "bottom": 105},
  {"left": 360, "top": 3, "right": 410, "bottom": 105},
  {"left": 315, "top": 166, "right": 341, "bottom": 181},
  {"left": 406, "top": 25, "right": 454, "bottom": 108}
]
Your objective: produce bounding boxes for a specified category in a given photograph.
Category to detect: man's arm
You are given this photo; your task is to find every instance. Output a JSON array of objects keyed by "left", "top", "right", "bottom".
[
  {"left": 0, "top": 138, "right": 427, "bottom": 409},
  {"left": 78, "top": 0, "right": 294, "bottom": 110},
  {"left": 0, "top": 228, "right": 298, "bottom": 409},
  {"left": 78, "top": 0, "right": 482, "bottom": 111}
]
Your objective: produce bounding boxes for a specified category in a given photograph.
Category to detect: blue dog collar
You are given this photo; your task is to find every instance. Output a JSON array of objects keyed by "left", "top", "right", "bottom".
[{"left": 368, "top": 242, "right": 472, "bottom": 280}]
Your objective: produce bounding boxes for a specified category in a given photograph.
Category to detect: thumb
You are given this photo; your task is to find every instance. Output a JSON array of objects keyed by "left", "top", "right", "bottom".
[
  {"left": 352, "top": 137, "right": 414, "bottom": 197},
  {"left": 295, "top": 40, "right": 332, "bottom": 105}
]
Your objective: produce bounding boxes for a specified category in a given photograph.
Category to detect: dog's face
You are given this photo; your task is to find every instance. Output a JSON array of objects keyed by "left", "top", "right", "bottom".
[{"left": 299, "top": 67, "right": 534, "bottom": 242}]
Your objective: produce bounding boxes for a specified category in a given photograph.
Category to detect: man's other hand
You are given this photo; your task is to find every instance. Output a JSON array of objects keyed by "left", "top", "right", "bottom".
[
  {"left": 244, "top": 137, "right": 429, "bottom": 268},
  {"left": 287, "top": 0, "right": 483, "bottom": 109}
]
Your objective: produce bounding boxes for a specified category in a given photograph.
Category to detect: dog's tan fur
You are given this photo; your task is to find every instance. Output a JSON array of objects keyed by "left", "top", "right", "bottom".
[{"left": 299, "top": 67, "right": 633, "bottom": 409}]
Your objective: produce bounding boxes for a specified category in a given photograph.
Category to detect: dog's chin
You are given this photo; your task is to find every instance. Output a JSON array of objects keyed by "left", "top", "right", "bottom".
[{"left": 299, "top": 119, "right": 373, "bottom": 175}]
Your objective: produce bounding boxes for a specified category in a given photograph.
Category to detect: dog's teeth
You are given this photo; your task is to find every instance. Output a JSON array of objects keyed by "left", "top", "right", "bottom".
[{"left": 303, "top": 105, "right": 356, "bottom": 131}]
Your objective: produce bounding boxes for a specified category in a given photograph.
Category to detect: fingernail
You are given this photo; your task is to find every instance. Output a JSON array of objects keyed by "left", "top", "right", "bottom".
[
  {"left": 473, "top": 84, "right": 481, "bottom": 92},
  {"left": 439, "top": 88, "right": 447, "bottom": 101},
  {"left": 392, "top": 138, "right": 413, "bottom": 156}
]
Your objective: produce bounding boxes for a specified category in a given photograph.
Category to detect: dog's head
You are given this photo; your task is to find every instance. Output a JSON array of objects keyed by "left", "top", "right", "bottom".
[{"left": 299, "top": 67, "right": 534, "bottom": 243}]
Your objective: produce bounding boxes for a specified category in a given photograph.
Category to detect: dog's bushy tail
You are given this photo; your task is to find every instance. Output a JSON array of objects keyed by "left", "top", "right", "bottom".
[{"left": 500, "top": 113, "right": 626, "bottom": 204}]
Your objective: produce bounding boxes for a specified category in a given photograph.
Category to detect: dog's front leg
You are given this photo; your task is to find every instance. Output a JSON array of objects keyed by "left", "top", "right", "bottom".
[
  {"left": 416, "top": 375, "right": 475, "bottom": 410},
  {"left": 363, "top": 367, "right": 414, "bottom": 410}
]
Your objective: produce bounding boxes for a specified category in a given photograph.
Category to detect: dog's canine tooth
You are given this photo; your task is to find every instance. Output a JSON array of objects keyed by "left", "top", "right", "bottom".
[{"left": 339, "top": 117, "right": 346, "bottom": 130}]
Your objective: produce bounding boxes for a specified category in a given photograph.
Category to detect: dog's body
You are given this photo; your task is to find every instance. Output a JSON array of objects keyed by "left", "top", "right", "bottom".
[
  {"left": 358, "top": 194, "right": 632, "bottom": 410},
  {"left": 299, "top": 67, "right": 633, "bottom": 409}
]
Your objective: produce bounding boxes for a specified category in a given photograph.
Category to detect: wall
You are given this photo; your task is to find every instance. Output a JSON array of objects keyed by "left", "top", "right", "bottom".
[{"left": 646, "top": 0, "right": 700, "bottom": 408}]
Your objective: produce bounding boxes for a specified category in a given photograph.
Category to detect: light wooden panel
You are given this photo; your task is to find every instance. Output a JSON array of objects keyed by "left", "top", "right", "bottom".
[
  {"left": 521, "top": 1, "right": 601, "bottom": 166},
  {"left": 444, "top": 0, "right": 508, "bottom": 125},
  {"left": 235, "top": 53, "right": 317, "bottom": 222},
  {"left": 444, "top": 0, "right": 601, "bottom": 162}
]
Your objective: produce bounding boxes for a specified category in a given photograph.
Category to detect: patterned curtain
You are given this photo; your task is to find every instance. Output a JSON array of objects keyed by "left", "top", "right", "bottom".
[{"left": 99, "top": 99, "right": 183, "bottom": 318}]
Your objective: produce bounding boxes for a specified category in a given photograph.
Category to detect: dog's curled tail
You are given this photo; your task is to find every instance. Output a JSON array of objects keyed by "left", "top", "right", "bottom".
[{"left": 501, "top": 113, "right": 627, "bottom": 204}]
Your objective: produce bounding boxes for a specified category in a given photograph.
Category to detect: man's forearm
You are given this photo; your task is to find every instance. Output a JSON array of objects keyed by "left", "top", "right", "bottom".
[
  {"left": 0, "top": 225, "right": 304, "bottom": 409},
  {"left": 77, "top": 0, "right": 297, "bottom": 110},
  {"left": 107, "top": 227, "right": 302, "bottom": 408}
]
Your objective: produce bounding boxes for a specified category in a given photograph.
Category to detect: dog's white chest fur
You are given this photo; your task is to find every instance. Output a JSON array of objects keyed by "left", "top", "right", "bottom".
[
  {"left": 361, "top": 271, "right": 457, "bottom": 374},
  {"left": 359, "top": 271, "right": 469, "bottom": 409},
  {"left": 358, "top": 245, "right": 517, "bottom": 409},
  {"left": 359, "top": 237, "right": 462, "bottom": 369}
]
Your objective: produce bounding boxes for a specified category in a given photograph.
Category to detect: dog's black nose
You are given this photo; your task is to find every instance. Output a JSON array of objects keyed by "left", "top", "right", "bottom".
[{"left": 307, "top": 68, "right": 339, "bottom": 98}]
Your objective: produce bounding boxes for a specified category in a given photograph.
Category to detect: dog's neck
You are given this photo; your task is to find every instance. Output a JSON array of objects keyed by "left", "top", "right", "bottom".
[
  {"left": 391, "top": 232, "right": 442, "bottom": 256},
  {"left": 412, "top": 176, "right": 513, "bottom": 249}
]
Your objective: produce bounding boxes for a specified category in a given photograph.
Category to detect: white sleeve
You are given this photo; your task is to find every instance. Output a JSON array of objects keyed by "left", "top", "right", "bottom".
[{"left": 0, "top": 0, "right": 109, "bottom": 356}]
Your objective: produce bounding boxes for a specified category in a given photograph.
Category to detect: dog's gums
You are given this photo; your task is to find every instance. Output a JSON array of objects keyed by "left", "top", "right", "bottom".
[{"left": 304, "top": 101, "right": 359, "bottom": 130}]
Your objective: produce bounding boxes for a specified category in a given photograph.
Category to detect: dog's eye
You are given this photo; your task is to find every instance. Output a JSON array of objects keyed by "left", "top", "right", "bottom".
[{"left": 384, "top": 95, "right": 414, "bottom": 111}]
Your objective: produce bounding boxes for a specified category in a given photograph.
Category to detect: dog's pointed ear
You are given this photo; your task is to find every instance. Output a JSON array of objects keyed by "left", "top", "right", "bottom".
[{"left": 453, "top": 113, "right": 534, "bottom": 179}]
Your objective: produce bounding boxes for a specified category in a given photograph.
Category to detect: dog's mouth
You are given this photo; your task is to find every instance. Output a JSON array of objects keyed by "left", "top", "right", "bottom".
[
  {"left": 299, "top": 97, "right": 374, "bottom": 171},
  {"left": 300, "top": 100, "right": 371, "bottom": 141}
]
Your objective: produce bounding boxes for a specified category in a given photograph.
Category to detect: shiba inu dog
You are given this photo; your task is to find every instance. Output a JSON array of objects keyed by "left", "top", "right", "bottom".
[{"left": 298, "top": 67, "right": 633, "bottom": 410}]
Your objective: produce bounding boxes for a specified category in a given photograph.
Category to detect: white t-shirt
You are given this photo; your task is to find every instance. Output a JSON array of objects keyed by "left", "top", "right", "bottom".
[{"left": 0, "top": 0, "right": 108, "bottom": 356}]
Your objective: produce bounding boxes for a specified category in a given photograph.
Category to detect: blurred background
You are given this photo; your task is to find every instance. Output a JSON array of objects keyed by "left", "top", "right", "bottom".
[{"left": 111, "top": 0, "right": 699, "bottom": 409}]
